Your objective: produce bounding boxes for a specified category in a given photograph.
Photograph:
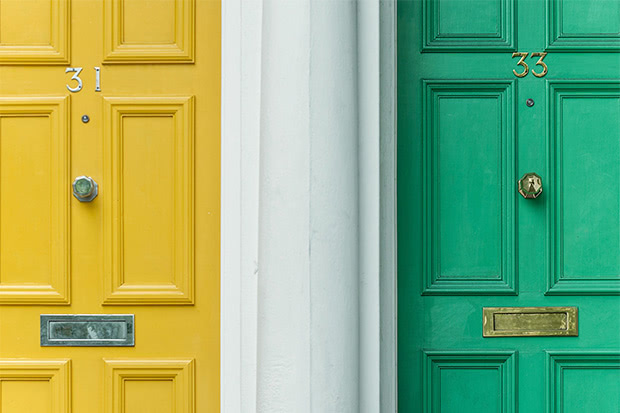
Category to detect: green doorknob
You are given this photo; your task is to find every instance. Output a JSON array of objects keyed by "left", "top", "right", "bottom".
[
  {"left": 518, "top": 172, "right": 542, "bottom": 199},
  {"left": 72, "top": 176, "right": 98, "bottom": 202}
]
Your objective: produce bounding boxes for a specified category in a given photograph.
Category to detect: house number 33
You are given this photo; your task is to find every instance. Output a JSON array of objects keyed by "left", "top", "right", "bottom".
[
  {"left": 512, "top": 52, "right": 548, "bottom": 78},
  {"left": 65, "top": 67, "right": 102, "bottom": 92}
]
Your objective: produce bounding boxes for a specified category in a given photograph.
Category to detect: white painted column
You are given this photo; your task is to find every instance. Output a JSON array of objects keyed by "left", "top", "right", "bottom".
[{"left": 257, "top": 0, "right": 360, "bottom": 411}]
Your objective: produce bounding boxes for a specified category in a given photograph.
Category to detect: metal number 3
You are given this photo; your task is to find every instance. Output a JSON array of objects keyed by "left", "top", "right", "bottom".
[
  {"left": 512, "top": 52, "right": 548, "bottom": 78},
  {"left": 512, "top": 52, "right": 529, "bottom": 77},
  {"left": 531, "top": 52, "right": 548, "bottom": 78},
  {"left": 65, "top": 67, "right": 83, "bottom": 92}
]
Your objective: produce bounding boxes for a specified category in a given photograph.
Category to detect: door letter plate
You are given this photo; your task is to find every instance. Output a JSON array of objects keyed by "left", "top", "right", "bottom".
[
  {"left": 40, "top": 314, "right": 134, "bottom": 346},
  {"left": 483, "top": 307, "right": 577, "bottom": 337}
]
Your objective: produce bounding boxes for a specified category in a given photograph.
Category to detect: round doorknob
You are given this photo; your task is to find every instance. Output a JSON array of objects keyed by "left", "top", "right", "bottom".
[
  {"left": 72, "top": 176, "right": 98, "bottom": 202},
  {"left": 518, "top": 172, "right": 542, "bottom": 199}
]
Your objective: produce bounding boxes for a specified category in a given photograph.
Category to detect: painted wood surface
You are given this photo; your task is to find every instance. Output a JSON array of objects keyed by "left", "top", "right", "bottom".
[
  {"left": 398, "top": 0, "right": 620, "bottom": 411},
  {"left": 0, "top": 0, "right": 220, "bottom": 411}
]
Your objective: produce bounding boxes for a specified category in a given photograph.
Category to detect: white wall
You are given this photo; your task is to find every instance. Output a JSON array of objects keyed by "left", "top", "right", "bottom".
[
  {"left": 258, "top": 0, "right": 360, "bottom": 410},
  {"left": 222, "top": 0, "right": 396, "bottom": 411}
]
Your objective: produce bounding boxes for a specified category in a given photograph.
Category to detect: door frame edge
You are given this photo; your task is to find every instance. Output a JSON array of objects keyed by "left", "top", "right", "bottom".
[
  {"left": 379, "top": 0, "right": 398, "bottom": 410},
  {"left": 358, "top": 0, "right": 398, "bottom": 411},
  {"left": 221, "top": 0, "right": 261, "bottom": 410}
]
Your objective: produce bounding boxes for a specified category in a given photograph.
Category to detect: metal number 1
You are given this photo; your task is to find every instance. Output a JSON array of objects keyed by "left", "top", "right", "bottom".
[
  {"left": 65, "top": 67, "right": 83, "bottom": 92},
  {"left": 94, "top": 67, "right": 101, "bottom": 92}
]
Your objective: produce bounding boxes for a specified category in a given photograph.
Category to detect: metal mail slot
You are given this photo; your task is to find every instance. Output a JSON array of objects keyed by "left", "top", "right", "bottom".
[
  {"left": 40, "top": 314, "right": 134, "bottom": 347},
  {"left": 483, "top": 307, "right": 578, "bottom": 337}
]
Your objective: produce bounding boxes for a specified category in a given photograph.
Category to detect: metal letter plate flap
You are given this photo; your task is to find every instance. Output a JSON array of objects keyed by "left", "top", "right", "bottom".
[
  {"left": 483, "top": 307, "right": 578, "bottom": 337},
  {"left": 41, "top": 314, "right": 134, "bottom": 347}
]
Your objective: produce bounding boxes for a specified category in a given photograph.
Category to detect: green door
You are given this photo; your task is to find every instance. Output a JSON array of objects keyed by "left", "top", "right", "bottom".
[{"left": 397, "top": 0, "right": 620, "bottom": 411}]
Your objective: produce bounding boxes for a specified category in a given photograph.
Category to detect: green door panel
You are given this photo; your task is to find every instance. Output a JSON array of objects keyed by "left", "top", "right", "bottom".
[
  {"left": 397, "top": 0, "right": 620, "bottom": 412},
  {"left": 548, "top": 82, "right": 620, "bottom": 294},
  {"left": 548, "top": 352, "right": 620, "bottom": 413},
  {"left": 424, "top": 351, "right": 516, "bottom": 413},
  {"left": 547, "top": 0, "right": 620, "bottom": 51},
  {"left": 422, "top": 81, "right": 516, "bottom": 295},
  {"left": 422, "top": 0, "right": 515, "bottom": 51}
]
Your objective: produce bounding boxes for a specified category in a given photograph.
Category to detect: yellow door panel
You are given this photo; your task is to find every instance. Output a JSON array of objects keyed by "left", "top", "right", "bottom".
[
  {"left": 0, "top": 0, "right": 220, "bottom": 411},
  {"left": 0, "top": 359, "right": 71, "bottom": 413},
  {"left": 0, "top": 0, "right": 70, "bottom": 64},
  {"left": 0, "top": 98, "right": 70, "bottom": 304},
  {"left": 103, "top": 97, "right": 195, "bottom": 305},
  {"left": 104, "top": 0, "right": 195, "bottom": 62},
  {"left": 104, "top": 359, "right": 194, "bottom": 413}
]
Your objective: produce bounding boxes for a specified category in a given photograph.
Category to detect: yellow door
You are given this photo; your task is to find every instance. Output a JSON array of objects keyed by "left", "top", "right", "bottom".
[{"left": 0, "top": 0, "right": 220, "bottom": 411}]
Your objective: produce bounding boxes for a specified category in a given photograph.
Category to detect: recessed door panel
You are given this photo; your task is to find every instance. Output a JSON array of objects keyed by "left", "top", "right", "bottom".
[
  {"left": 423, "top": 0, "right": 515, "bottom": 51},
  {"left": 104, "top": 0, "right": 195, "bottom": 62},
  {"left": 0, "top": 359, "right": 70, "bottom": 413},
  {"left": 424, "top": 351, "right": 516, "bottom": 413},
  {"left": 423, "top": 81, "right": 516, "bottom": 294},
  {"left": 103, "top": 98, "right": 194, "bottom": 305},
  {"left": 547, "top": 352, "right": 620, "bottom": 413},
  {"left": 0, "top": 98, "right": 70, "bottom": 304},
  {"left": 548, "top": 82, "right": 620, "bottom": 294},
  {"left": 547, "top": 0, "right": 620, "bottom": 50},
  {"left": 0, "top": 0, "right": 70, "bottom": 64},
  {"left": 104, "top": 359, "right": 195, "bottom": 413}
]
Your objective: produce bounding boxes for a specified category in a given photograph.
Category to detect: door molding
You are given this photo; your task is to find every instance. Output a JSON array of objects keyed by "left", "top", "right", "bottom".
[
  {"left": 378, "top": 0, "right": 397, "bottom": 409},
  {"left": 359, "top": 0, "right": 398, "bottom": 410},
  {"left": 221, "top": 0, "right": 261, "bottom": 410},
  {"left": 221, "top": 0, "right": 397, "bottom": 410}
]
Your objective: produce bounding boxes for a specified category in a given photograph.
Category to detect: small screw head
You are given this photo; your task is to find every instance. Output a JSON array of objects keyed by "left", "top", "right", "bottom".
[
  {"left": 82, "top": 115, "right": 90, "bottom": 123},
  {"left": 526, "top": 99, "right": 535, "bottom": 107}
]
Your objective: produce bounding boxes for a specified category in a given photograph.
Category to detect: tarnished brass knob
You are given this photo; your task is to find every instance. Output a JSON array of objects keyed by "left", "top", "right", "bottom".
[
  {"left": 518, "top": 172, "right": 542, "bottom": 199},
  {"left": 72, "top": 176, "right": 98, "bottom": 202}
]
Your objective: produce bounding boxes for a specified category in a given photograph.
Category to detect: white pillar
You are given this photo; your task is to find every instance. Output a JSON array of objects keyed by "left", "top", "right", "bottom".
[{"left": 257, "top": 0, "right": 360, "bottom": 411}]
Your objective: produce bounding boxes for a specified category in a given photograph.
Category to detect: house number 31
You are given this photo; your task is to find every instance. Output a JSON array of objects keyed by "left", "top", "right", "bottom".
[
  {"left": 65, "top": 67, "right": 102, "bottom": 92},
  {"left": 512, "top": 52, "right": 548, "bottom": 78}
]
